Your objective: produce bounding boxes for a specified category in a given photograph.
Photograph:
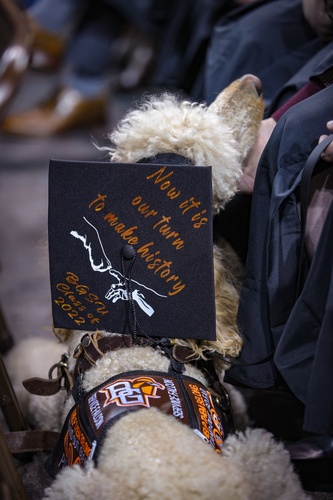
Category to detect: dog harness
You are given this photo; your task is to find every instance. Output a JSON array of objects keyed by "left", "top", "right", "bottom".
[
  {"left": 21, "top": 331, "right": 232, "bottom": 477},
  {"left": 45, "top": 368, "right": 230, "bottom": 477},
  {"left": 44, "top": 328, "right": 232, "bottom": 478}
]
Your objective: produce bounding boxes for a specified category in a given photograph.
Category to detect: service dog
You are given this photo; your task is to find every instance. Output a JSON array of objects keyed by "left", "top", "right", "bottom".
[{"left": 5, "top": 75, "right": 308, "bottom": 499}]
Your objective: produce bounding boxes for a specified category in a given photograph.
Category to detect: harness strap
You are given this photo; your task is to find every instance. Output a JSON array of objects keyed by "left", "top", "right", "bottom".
[
  {"left": 23, "top": 330, "right": 276, "bottom": 399},
  {"left": 5, "top": 430, "right": 60, "bottom": 454},
  {"left": 73, "top": 332, "right": 157, "bottom": 378},
  {"left": 22, "top": 352, "right": 73, "bottom": 396},
  {"left": 22, "top": 333, "right": 199, "bottom": 397},
  {"left": 210, "top": 350, "right": 274, "bottom": 367}
]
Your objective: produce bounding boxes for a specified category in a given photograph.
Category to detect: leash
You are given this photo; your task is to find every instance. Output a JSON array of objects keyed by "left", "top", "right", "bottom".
[
  {"left": 210, "top": 351, "right": 274, "bottom": 367},
  {"left": 22, "top": 328, "right": 277, "bottom": 401}
]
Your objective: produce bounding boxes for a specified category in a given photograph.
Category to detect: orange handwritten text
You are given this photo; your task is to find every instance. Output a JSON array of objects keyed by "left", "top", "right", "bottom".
[
  {"left": 54, "top": 272, "right": 109, "bottom": 326},
  {"left": 152, "top": 215, "right": 184, "bottom": 250},
  {"left": 137, "top": 242, "right": 185, "bottom": 296},
  {"left": 132, "top": 196, "right": 158, "bottom": 218},
  {"left": 146, "top": 166, "right": 181, "bottom": 199}
]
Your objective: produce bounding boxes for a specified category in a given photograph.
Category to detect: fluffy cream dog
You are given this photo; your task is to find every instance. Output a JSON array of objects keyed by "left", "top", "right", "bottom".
[{"left": 5, "top": 75, "right": 308, "bottom": 500}]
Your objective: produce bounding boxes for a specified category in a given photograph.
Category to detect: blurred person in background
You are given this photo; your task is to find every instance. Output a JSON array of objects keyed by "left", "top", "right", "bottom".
[
  {"left": 0, "top": 0, "right": 166, "bottom": 135},
  {"left": 204, "top": 0, "right": 333, "bottom": 108},
  {"left": 0, "top": 0, "right": 257, "bottom": 136},
  {"left": 212, "top": 0, "right": 333, "bottom": 264}
]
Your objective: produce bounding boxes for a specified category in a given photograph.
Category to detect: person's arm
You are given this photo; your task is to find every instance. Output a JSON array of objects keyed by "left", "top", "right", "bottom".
[
  {"left": 239, "top": 117, "right": 276, "bottom": 194},
  {"left": 239, "top": 80, "right": 326, "bottom": 194}
]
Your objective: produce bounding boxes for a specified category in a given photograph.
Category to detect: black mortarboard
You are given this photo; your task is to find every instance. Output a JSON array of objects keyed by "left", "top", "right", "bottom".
[{"left": 48, "top": 159, "right": 216, "bottom": 340}]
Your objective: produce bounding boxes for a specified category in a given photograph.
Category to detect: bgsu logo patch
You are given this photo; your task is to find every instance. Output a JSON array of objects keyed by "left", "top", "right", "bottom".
[
  {"left": 100, "top": 376, "right": 165, "bottom": 408},
  {"left": 45, "top": 371, "right": 227, "bottom": 478}
]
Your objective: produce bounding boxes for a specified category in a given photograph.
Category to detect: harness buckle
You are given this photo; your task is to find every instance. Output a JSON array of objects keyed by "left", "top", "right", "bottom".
[{"left": 48, "top": 353, "right": 73, "bottom": 392}]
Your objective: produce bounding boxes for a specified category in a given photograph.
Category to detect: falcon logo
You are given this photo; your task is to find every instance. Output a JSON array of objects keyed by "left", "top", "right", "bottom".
[{"left": 100, "top": 376, "right": 165, "bottom": 408}]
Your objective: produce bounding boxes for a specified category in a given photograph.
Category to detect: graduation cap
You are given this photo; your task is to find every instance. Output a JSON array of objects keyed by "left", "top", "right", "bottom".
[{"left": 48, "top": 159, "right": 216, "bottom": 340}]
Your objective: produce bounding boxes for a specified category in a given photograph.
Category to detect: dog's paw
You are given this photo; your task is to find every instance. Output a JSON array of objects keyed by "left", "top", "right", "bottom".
[{"left": 223, "top": 428, "right": 309, "bottom": 500}]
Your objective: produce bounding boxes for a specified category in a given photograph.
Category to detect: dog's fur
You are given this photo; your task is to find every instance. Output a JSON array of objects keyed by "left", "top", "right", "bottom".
[{"left": 5, "top": 75, "right": 309, "bottom": 499}]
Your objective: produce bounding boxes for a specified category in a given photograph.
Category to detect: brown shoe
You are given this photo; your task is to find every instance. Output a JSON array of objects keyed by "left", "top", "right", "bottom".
[
  {"left": 0, "top": 1, "right": 33, "bottom": 118},
  {"left": 0, "top": 88, "right": 108, "bottom": 136},
  {"left": 28, "top": 17, "right": 65, "bottom": 71}
]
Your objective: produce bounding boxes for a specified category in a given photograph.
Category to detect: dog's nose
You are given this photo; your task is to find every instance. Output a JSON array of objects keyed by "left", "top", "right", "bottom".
[{"left": 239, "top": 74, "right": 263, "bottom": 96}]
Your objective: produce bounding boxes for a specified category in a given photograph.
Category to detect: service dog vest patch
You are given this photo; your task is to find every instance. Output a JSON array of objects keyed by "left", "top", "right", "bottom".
[{"left": 45, "top": 370, "right": 227, "bottom": 477}]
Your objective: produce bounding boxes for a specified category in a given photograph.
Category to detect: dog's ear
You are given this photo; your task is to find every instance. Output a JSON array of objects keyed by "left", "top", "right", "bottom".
[{"left": 208, "top": 74, "right": 264, "bottom": 160}]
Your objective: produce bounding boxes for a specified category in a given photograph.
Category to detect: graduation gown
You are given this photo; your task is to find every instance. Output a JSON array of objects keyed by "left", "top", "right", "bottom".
[{"left": 225, "top": 85, "right": 333, "bottom": 434}]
